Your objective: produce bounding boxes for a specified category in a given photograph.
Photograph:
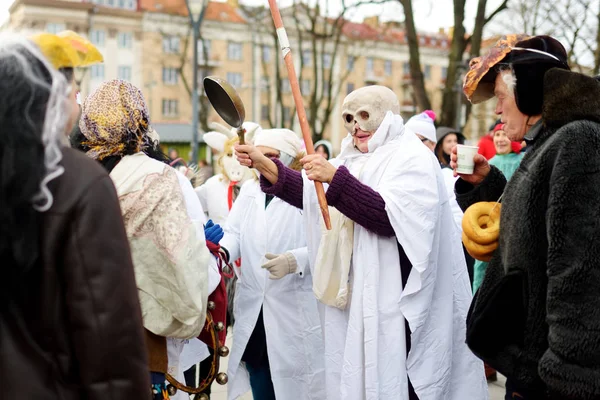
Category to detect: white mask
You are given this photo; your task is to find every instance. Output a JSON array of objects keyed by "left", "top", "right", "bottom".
[{"left": 341, "top": 85, "right": 400, "bottom": 133}]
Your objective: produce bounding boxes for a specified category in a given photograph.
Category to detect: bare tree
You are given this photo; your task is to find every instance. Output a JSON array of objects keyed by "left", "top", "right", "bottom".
[
  {"left": 244, "top": 0, "right": 387, "bottom": 141},
  {"left": 399, "top": 0, "right": 508, "bottom": 128},
  {"left": 157, "top": 17, "right": 213, "bottom": 135}
]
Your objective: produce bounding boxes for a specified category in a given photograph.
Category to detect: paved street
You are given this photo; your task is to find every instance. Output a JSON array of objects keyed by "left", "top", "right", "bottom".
[{"left": 203, "top": 331, "right": 506, "bottom": 400}]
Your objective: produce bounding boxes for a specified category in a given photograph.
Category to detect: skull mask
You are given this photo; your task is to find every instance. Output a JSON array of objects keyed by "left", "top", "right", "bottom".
[{"left": 341, "top": 85, "right": 400, "bottom": 134}]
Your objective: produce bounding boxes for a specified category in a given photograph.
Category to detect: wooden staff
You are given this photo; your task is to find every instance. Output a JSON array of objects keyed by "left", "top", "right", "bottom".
[{"left": 267, "top": 0, "right": 332, "bottom": 230}]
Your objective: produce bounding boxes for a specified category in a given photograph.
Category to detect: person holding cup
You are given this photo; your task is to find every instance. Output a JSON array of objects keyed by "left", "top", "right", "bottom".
[{"left": 453, "top": 34, "right": 600, "bottom": 399}]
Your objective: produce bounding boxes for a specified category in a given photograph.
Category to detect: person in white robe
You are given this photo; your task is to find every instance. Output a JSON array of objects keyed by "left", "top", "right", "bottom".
[
  {"left": 220, "top": 128, "right": 325, "bottom": 400},
  {"left": 235, "top": 85, "right": 488, "bottom": 400}
]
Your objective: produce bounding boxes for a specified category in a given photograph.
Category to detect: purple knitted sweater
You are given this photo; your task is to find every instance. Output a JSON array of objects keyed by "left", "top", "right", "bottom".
[{"left": 260, "top": 158, "right": 395, "bottom": 237}]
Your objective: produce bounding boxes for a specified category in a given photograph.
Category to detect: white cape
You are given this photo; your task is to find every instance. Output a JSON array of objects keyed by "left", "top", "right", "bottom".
[{"left": 302, "top": 113, "right": 487, "bottom": 400}]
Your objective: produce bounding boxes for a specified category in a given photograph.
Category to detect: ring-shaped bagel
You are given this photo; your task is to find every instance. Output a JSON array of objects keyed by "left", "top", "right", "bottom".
[
  {"left": 462, "top": 202, "right": 501, "bottom": 245},
  {"left": 462, "top": 232, "right": 498, "bottom": 262}
]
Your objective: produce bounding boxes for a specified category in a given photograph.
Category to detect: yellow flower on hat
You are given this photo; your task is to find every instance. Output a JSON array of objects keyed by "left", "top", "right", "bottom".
[
  {"left": 29, "top": 32, "right": 81, "bottom": 69},
  {"left": 57, "top": 30, "right": 104, "bottom": 67}
]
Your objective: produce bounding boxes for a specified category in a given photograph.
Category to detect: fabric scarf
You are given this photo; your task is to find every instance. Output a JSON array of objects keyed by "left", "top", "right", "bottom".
[
  {"left": 110, "top": 152, "right": 209, "bottom": 339},
  {"left": 312, "top": 112, "right": 403, "bottom": 309}
]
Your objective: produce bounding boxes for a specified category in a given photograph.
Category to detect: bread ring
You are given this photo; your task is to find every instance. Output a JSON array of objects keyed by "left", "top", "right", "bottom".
[
  {"left": 462, "top": 232, "right": 498, "bottom": 262},
  {"left": 462, "top": 202, "right": 501, "bottom": 245}
]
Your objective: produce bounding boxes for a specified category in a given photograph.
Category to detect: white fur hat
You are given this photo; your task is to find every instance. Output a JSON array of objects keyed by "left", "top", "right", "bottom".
[
  {"left": 254, "top": 128, "right": 303, "bottom": 158},
  {"left": 405, "top": 110, "right": 437, "bottom": 143}
]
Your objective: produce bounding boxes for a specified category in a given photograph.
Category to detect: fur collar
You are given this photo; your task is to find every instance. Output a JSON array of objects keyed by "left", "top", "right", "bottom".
[{"left": 543, "top": 69, "right": 600, "bottom": 129}]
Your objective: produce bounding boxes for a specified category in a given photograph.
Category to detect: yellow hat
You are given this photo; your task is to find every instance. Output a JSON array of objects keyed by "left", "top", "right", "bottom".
[
  {"left": 57, "top": 30, "right": 104, "bottom": 67},
  {"left": 29, "top": 32, "right": 81, "bottom": 69}
]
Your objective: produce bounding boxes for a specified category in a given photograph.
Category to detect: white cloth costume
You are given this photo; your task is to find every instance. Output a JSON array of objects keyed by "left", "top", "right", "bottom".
[
  {"left": 221, "top": 129, "right": 325, "bottom": 400},
  {"left": 301, "top": 109, "right": 487, "bottom": 399}
]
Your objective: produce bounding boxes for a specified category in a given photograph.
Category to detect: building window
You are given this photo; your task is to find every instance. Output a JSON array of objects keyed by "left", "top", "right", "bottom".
[
  {"left": 163, "top": 36, "right": 180, "bottom": 53},
  {"left": 301, "top": 79, "right": 311, "bottom": 95},
  {"left": 441, "top": 66, "right": 448, "bottom": 80},
  {"left": 117, "top": 32, "right": 133, "bottom": 49},
  {"left": 162, "top": 99, "right": 178, "bottom": 117},
  {"left": 89, "top": 29, "right": 105, "bottom": 46},
  {"left": 227, "top": 42, "right": 243, "bottom": 61},
  {"left": 261, "top": 105, "right": 269, "bottom": 120},
  {"left": 198, "top": 39, "right": 211, "bottom": 59},
  {"left": 280, "top": 79, "right": 291, "bottom": 93},
  {"left": 403, "top": 62, "right": 410, "bottom": 75},
  {"left": 323, "top": 53, "right": 332, "bottom": 69},
  {"left": 346, "top": 82, "right": 355, "bottom": 95},
  {"left": 46, "top": 23, "right": 66, "bottom": 34},
  {"left": 260, "top": 76, "right": 269, "bottom": 91},
  {"left": 302, "top": 50, "right": 311, "bottom": 66},
  {"left": 366, "top": 57, "right": 374, "bottom": 73},
  {"left": 384, "top": 60, "right": 392, "bottom": 76},
  {"left": 162, "top": 67, "right": 178, "bottom": 85},
  {"left": 283, "top": 106, "right": 291, "bottom": 122},
  {"left": 226, "top": 72, "right": 242, "bottom": 88},
  {"left": 441, "top": 39, "right": 448, "bottom": 48},
  {"left": 118, "top": 66, "right": 132, "bottom": 81},
  {"left": 431, "top": 38, "right": 437, "bottom": 46},
  {"left": 90, "top": 64, "right": 105, "bottom": 80},
  {"left": 424, "top": 64, "right": 431, "bottom": 79},
  {"left": 419, "top": 36, "right": 426, "bottom": 45},
  {"left": 262, "top": 45, "right": 270, "bottom": 63},
  {"left": 347, "top": 56, "right": 355, "bottom": 71}
]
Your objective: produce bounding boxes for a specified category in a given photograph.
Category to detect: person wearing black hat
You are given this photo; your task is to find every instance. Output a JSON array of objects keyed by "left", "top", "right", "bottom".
[
  {"left": 452, "top": 34, "right": 600, "bottom": 399},
  {"left": 434, "top": 126, "right": 466, "bottom": 168}
]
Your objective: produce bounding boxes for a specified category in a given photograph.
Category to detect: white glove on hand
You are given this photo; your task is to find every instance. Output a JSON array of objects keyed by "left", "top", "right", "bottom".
[{"left": 261, "top": 252, "right": 297, "bottom": 280}]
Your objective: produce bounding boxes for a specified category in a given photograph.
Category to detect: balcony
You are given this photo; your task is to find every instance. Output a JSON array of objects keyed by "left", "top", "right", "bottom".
[
  {"left": 197, "top": 53, "right": 221, "bottom": 68},
  {"left": 364, "top": 72, "right": 384, "bottom": 85}
]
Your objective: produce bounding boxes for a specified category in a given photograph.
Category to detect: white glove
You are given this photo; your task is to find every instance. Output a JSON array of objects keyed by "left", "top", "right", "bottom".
[{"left": 261, "top": 252, "right": 297, "bottom": 280}]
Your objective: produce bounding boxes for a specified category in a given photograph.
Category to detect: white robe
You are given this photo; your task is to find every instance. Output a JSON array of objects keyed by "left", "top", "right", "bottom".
[
  {"left": 303, "top": 113, "right": 487, "bottom": 400},
  {"left": 221, "top": 180, "right": 326, "bottom": 400},
  {"left": 195, "top": 174, "right": 236, "bottom": 225}
]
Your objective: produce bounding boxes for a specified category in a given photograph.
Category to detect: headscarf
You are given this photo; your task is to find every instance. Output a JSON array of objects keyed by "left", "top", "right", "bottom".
[{"left": 79, "top": 79, "right": 153, "bottom": 160}]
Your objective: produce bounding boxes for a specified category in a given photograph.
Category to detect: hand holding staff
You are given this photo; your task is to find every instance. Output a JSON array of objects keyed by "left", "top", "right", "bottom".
[{"left": 267, "top": 0, "right": 332, "bottom": 230}]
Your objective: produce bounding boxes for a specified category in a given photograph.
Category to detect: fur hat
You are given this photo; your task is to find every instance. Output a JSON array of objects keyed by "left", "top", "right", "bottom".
[
  {"left": 507, "top": 36, "right": 570, "bottom": 115},
  {"left": 406, "top": 110, "right": 437, "bottom": 143}
]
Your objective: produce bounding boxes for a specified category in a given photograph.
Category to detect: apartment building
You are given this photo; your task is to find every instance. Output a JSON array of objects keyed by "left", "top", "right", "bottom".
[{"left": 6, "top": 0, "right": 482, "bottom": 158}]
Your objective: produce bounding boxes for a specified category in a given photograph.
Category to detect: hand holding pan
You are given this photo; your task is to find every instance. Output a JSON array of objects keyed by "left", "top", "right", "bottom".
[{"left": 203, "top": 76, "right": 247, "bottom": 144}]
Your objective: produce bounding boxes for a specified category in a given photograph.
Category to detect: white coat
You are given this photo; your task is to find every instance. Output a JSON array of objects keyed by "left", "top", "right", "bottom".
[
  {"left": 303, "top": 113, "right": 487, "bottom": 400},
  {"left": 195, "top": 174, "right": 235, "bottom": 225},
  {"left": 221, "top": 180, "right": 325, "bottom": 400}
]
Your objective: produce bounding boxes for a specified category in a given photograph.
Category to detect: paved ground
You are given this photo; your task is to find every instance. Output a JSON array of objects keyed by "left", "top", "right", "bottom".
[{"left": 204, "top": 330, "right": 507, "bottom": 400}]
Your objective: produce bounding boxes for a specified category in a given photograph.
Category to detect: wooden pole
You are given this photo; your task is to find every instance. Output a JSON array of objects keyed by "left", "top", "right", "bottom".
[{"left": 267, "top": 0, "right": 331, "bottom": 230}]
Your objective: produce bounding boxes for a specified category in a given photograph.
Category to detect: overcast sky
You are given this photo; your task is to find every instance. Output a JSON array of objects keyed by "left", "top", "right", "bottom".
[{"left": 0, "top": 0, "right": 507, "bottom": 33}]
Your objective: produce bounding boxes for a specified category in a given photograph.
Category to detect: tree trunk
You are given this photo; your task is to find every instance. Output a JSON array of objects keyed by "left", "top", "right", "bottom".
[
  {"left": 440, "top": 0, "right": 467, "bottom": 127},
  {"left": 594, "top": 0, "right": 600, "bottom": 75},
  {"left": 400, "top": 0, "right": 431, "bottom": 112}
]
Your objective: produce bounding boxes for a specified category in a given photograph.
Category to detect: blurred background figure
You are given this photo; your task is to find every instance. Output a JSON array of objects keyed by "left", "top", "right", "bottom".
[
  {"left": 435, "top": 126, "right": 466, "bottom": 168},
  {"left": 314, "top": 139, "right": 333, "bottom": 160}
]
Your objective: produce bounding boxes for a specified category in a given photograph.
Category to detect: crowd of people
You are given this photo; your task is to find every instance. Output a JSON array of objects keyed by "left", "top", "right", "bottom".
[{"left": 2, "top": 29, "right": 600, "bottom": 400}]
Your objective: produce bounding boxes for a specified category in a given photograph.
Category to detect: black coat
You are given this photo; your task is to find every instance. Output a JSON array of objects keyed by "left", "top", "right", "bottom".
[{"left": 456, "top": 69, "right": 600, "bottom": 399}]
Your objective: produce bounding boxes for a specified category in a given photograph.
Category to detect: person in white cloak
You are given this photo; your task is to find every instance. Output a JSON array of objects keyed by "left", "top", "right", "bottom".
[
  {"left": 220, "top": 128, "right": 325, "bottom": 400},
  {"left": 235, "top": 85, "right": 487, "bottom": 400}
]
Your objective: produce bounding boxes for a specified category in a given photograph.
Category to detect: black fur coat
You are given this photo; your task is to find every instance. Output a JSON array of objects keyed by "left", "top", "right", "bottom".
[{"left": 456, "top": 69, "right": 600, "bottom": 399}]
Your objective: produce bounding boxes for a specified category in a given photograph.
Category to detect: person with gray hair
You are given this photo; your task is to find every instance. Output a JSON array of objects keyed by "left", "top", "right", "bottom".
[
  {"left": 455, "top": 34, "right": 600, "bottom": 399},
  {"left": 0, "top": 34, "right": 149, "bottom": 398}
]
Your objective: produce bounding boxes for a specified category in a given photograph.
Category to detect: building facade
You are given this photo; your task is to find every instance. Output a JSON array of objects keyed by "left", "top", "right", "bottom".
[{"left": 6, "top": 0, "right": 485, "bottom": 159}]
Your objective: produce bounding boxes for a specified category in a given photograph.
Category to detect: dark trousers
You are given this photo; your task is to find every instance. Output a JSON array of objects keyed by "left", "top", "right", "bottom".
[
  {"left": 246, "top": 361, "right": 277, "bottom": 400},
  {"left": 183, "top": 347, "right": 214, "bottom": 395},
  {"left": 505, "top": 379, "right": 543, "bottom": 400}
]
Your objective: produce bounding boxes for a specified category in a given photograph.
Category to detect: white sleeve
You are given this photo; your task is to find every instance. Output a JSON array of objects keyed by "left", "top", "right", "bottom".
[
  {"left": 176, "top": 171, "right": 220, "bottom": 293},
  {"left": 220, "top": 189, "right": 246, "bottom": 264},
  {"left": 441, "top": 168, "right": 463, "bottom": 231},
  {"left": 194, "top": 183, "right": 209, "bottom": 219},
  {"left": 289, "top": 247, "right": 309, "bottom": 278}
]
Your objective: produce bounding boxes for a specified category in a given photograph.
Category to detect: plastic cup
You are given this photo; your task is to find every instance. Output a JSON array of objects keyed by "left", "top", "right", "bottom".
[{"left": 456, "top": 145, "right": 479, "bottom": 174}]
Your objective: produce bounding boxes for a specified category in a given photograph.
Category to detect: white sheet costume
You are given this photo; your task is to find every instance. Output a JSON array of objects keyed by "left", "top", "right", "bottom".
[
  {"left": 221, "top": 129, "right": 325, "bottom": 400},
  {"left": 298, "top": 87, "right": 487, "bottom": 399}
]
